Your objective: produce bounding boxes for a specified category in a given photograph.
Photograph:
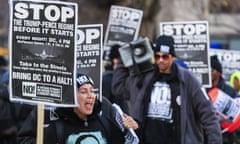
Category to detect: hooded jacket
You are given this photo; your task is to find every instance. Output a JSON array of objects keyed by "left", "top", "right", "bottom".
[
  {"left": 112, "top": 63, "right": 222, "bottom": 144},
  {"left": 230, "top": 71, "right": 240, "bottom": 95},
  {"left": 0, "top": 84, "right": 17, "bottom": 144},
  {"left": 17, "top": 98, "right": 124, "bottom": 144}
]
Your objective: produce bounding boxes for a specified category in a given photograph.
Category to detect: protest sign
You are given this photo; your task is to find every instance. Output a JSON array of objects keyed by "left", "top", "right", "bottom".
[
  {"left": 112, "top": 103, "right": 139, "bottom": 144},
  {"left": 76, "top": 24, "right": 103, "bottom": 101},
  {"left": 160, "top": 21, "right": 211, "bottom": 87},
  {"left": 103, "top": 5, "right": 143, "bottom": 61},
  {"left": 9, "top": 0, "right": 78, "bottom": 107},
  {"left": 104, "top": 5, "right": 143, "bottom": 46},
  {"left": 209, "top": 49, "right": 240, "bottom": 82},
  {"left": 208, "top": 88, "right": 240, "bottom": 132}
]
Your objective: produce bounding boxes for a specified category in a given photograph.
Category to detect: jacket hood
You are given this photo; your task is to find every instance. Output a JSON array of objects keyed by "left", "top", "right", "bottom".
[{"left": 229, "top": 71, "right": 240, "bottom": 93}]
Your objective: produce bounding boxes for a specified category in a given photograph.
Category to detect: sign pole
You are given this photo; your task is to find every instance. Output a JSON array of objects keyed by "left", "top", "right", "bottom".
[{"left": 37, "top": 103, "right": 45, "bottom": 144}]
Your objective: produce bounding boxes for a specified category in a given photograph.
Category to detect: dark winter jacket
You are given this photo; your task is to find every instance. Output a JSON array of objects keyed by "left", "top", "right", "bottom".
[
  {"left": 216, "top": 78, "right": 238, "bottom": 98},
  {"left": 102, "top": 70, "right": 129, "bottom": 114},
  {"left": 17, "top": 97, "right": 124, "bottom": 144},
  {"left": 112, "top": 63, "right": 222, "bottom": 144},
  {"left": 0, "top": 84, "right": 17, "bottom": 144}
]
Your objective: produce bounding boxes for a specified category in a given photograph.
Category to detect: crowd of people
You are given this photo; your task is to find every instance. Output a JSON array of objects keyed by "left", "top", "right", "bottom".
[{"left": 1, "top": 34, "right": 240, "bottom": 144}]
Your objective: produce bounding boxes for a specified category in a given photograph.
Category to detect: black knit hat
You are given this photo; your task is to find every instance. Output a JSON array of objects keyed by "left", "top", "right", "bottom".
[
  {"left": 210, "top": 55, "right": 222, "bottom": 73},
  {"left": 76, "top": 74, "right": 94, "bottom": 88},
  {"left": 154, "top": 35, "right": 176, "bottom": 56},
  {"left": 109, "top": 44, "right": 121, "bottom": 60}
]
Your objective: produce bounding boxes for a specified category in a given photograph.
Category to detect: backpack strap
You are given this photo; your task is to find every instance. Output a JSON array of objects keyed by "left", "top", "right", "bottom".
[
  {"left": 55, "top": 119, "right": 64, "bottom": 144},
  {"left": 99, "top": 113, "right": 111, "bottom": 142},
  {"left": 99, "top": 97, "right": 113, "bottom": 142}
]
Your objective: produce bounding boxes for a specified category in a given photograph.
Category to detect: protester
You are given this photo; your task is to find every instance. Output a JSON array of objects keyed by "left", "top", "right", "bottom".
[
  {"left": 0, "top": 71, "right": 36, "bottom": 144},
  {"left": 102, "top": 44, "right": 129, "bottom": 113},
  {"left": 0, "top": 71, "right": 17, "bottom": 144},
  {"left": 207, "top": 55, "right": 239, "bottom": 144},
  {"left": 229, "top": 71, "right": 240, "bottom": 95},
  {"left": 208, "top": 55, "right": 238, "bottom": 98},
  {"left": 0, "top": 71, "right": 37, "bottom": 144},
  {"left": 0, "top": 70, "right": 9, "bottom": 85},
  {"left": 112, "top": 35, "right": 222, "bottom": 144},
  {"left": 0, "top": 56, "right": 8, "bottom": 80},
  {"left": 229, "top": 71, "right": 240, "bottom": 144},
  {"left": 18, "top": 73, "right": 138, "bottom": 144}
]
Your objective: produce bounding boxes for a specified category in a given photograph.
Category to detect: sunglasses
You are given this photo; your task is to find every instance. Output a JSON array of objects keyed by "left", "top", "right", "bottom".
[{"left": 154, "top": 54, "right": 170, "bottom": 60}]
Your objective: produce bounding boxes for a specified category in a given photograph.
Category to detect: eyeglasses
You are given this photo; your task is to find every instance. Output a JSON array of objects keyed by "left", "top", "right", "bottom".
[{"left": 154, "top": 54, "right": 170, "bottom": 60}]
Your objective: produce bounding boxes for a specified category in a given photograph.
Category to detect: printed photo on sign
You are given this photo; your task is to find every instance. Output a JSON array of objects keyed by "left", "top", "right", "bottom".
[{"left": 9, "top": 0, "right": 78, "bottom": 107}]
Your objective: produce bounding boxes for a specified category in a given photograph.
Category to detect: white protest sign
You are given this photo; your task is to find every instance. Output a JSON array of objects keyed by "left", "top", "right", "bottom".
[
  {"left": 160, "top": 21, "right": 211, "bottom": 87},
  {"left": 9, "top": 0, "right": 78, "bottom": 107},
  {"left": 112, "top": 103, "right": 139, "bottom": 144},
  {"left": 103, "top": 5, "right": 143, "bottom": 61},
  {"left": 76, "top": 24, "right": 103, "bottom": 101},
  {"left": 104, "top": 5, "right": 143, "bottom": 45},
  {"left": 209, "top": 49, "right": 240, "bottom": 82}
]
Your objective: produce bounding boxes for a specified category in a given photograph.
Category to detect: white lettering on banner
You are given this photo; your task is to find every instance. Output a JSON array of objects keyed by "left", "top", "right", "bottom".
[
  {"left": 50, "top": 29, "right": 73, "bottom": 37},
  {"left": 12, "top": 72, "right": 32, "bottom": 80},
  {"left": 56, "top": 76, "right": 72, "bottom": 85},
  {"left": 23, "top": 20, "right": 41, "bottom": 27},
  {"left": 215, "top": 53, "right": 240, "bottom": 62},
  {"left": 57, "top": 23, "right": 74, "bottom": 30},
  {"left": 22, "top": 82, "right": 62, "bottom": 98},
  {"left": 111, "top": 19, "right": 138, "bottom": 28},
  {"left": 78, "top": 51, "right": 100, "bottom": 57},
  {"left": 50, "top": 64, "right": 67, "bottom": 71},
  {"left": 110, "top": 26, "right": 134, "bottom": 35},
  {"left": 32, "top": 73, "right": 41, "bottom": 81},
  {"left": 50, "top": 75, "right": 72, "bottom": 85},
  {"left": 41, "top": 21, "right": 57, "bottom": 28},
  {"left": 37, "top": 85, "right": 61, "bottom": 98},
  {"left": 14, "top": 26, "right": 40, "bottom": 33},
  {"left": 16, "top": 35, "right": 31, "bottom": 40},
  {"left": 212, "top": 89, "right": 240, "bottom": 121},
  {"left": 162, "top": 24, "right": 206, "bottom": 35},
  {"left": 19, "top": 61, "right": 32, "bottom": 67},
  {"left": 111, "top": 8, "right": 140, "bottom": 21},
  {"left": 14, "top": 2, "right": 74, "bottom": 22},
  {"left": 77, "top": 29, "right": 100, "bottom": 44},
  {"left": 191, "top": 68, "right": 209, "bottom": 73},
  {"left": 82, "top": 44, "right": 100, "bottom": 51}
]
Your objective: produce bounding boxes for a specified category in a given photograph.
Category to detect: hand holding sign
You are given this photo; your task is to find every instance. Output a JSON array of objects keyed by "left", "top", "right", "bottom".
[
  {"left": 112, "top": 103, "right": 139, "bottom": 144},
  {"left": 208, "top": 88, "right": 240, "bottom": 132},
  {"left": 122, "top": 113, "right": 139, "bottom": 130}
]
